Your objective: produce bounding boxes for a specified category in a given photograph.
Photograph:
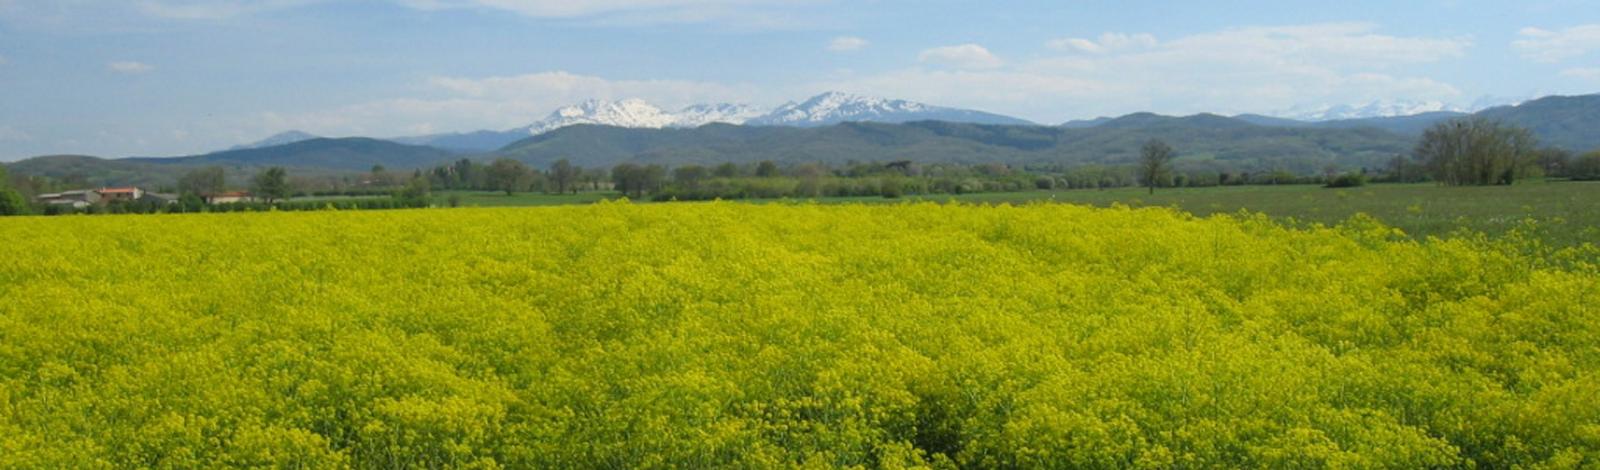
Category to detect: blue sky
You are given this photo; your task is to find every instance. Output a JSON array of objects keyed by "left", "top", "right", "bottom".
[{"left": 1, "top": 0, "right": 1597, "bottom": 160}]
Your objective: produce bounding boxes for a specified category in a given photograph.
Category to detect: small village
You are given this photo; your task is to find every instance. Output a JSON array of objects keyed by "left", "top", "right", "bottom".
[{"left": 34, "top": 187, "right": 254, "bottom": 209}]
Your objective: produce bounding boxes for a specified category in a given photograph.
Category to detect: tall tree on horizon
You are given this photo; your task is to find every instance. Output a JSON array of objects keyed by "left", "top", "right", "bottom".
[
  {"left": 550, "top": 159, "right": 581, "bottom": 194},
  {"left": 488, "top": 159, "right": 534, "bottom": 196},
  {"left": 1138, "top": 139, "right": 1176, "bottom": 195},
  {"left": 250, "top": 167, "right": 291, "bottom": 203},
  {"left": 1414, "top": 118, "right": 1537, "bottom": 186},
  {"left": 177, "top": 166, "right": 226, "bottom": 197}
]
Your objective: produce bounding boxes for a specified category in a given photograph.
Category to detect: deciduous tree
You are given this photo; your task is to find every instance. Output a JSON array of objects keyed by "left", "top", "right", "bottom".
[
  {"left": 1138, "top": 139, "right": 1176, "bottom": 194},
  {"left": 487, "top": 159, "right": 533, "bottom": 195},
  {"left": 1414, "top": 118, "right": 1537, "bottom": 186},
  {"left": 250, "top": 167, "right": 291, "bottom": 203}
]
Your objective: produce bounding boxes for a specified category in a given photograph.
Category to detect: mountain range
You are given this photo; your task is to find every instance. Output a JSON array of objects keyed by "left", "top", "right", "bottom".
[
  {"left": 1277, "top": 100, "right": 1469, "bottom": 122},
  {"left": 386, "top": 91, "right": 1036, "bottom": 153},
  {"left": 7, "top": 93, "right": 1598, "bottom": 188}
]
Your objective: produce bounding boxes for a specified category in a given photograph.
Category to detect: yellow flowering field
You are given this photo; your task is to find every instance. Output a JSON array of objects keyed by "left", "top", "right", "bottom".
[{"left": 1, "top": 202, "right": 1597, "bottom": 468}]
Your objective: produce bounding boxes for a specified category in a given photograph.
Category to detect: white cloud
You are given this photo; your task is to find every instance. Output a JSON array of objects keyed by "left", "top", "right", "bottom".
[
  {"left": 1514, "top": 24, "right": 1600, "bottom": 62},
  {"left": 107, "top": 61, "right": 155, "bottom": 74},
  {"left": 394, "top": 0, "right": 824, "bottom": 26},
  {"left": 827, "top": 36, "right": 867, "bottom": 52},
  {"left": 134, "top": 0, "right": 323, "bottom": 19},
  {"left": 824, "top": 23, "right": 1469, "bottom": 122},
  {"left": 918, "top": 44, "right": 1003, "bottom": 69},
  {"left": 5, "top": 0, "right": 828, "bottom": 27},
  {"left": 1562, "top": 67, "right": 1600, "bottom": 80},
  {"left": 1156, "top": 23, "right": 1469, "bottom": 65},
  {"left": 427, "top": 70, "right": 758, "bottom": 108},
  {"left": 262, "top": 71, "right": 763, "bottom": 137},
  {"left": 0, "top": 125, "right": 31, "bottom": 142},
  {"left": 1047, "top": 33, "right": 1157, "bottom": 54},
  {"left": 253, "top": 23, "right": 1475, "bottom": 135}
]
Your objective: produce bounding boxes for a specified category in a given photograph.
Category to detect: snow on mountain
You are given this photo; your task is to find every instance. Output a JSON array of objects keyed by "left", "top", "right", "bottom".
[
  {"left": 523, "top": 99, "right": 681, "bottom": 135},
  {"left": 748, "top": 92, "right": 932, "bottom": 126},
  {"left": 1278, "top": 100, "right": 1468, "bottom": 121},
  {"left": 518, "top": 92, "right": 1034, "bottom": 135},
  {"left": 750, "top": 91, "right": 1034, "bottom": 127},
  {"left": 672, "top": 103, "right": 767, "bottom": 128},
  {"left": 520, "top": 100, "right": 764, "bottom": 136}
]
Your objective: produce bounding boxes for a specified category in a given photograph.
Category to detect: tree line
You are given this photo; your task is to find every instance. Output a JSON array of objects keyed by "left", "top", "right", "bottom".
[{"left": 3, "top": 117, "right": 1597, "bottom": 217}]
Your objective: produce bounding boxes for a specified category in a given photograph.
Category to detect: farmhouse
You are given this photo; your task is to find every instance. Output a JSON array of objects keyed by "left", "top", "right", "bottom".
[
  {"left": 97, "top": 187, "right": 145, "bottom": 202},
  {"left": 35, "top": 190, "right": 101, "bottom": 209},
  {"left": 207, "top": 191, "right": 255, "bottom": 204}
]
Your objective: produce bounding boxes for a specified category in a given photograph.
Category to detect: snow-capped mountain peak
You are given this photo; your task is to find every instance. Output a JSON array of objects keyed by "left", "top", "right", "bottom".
[
  {"left": 750, "top": 92, "right": 937, "bottom": 126},
  {"left": 1278, "top": 100, "right": 1468, "bottom": 121},
  {"left": 528, "top": 99, "right": 680, "bottom": 134},
  {"left": 524, "top": 99, "right": 762, "bottom": 135},
  {"left": 517, "top": 92, "right": 1034, "bottom": 135},
  {"left": 673, "top": 103, "right": 767, "bottom": 127}
]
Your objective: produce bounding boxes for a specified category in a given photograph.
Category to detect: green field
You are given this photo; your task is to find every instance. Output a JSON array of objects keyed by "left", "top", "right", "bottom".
[
  {"left": 924, "top": 182, "right": 1600, "bottom": 247},
  {"left": 438, "top": 182, "right": 1600, "bottom": 248}
]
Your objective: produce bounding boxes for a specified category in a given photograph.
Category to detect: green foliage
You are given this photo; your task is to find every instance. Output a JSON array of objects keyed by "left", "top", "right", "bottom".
[
  {"left": 0, "top": 186, "right": 27, "bottom": 216},
  {"left": 1415, "top": 118, "right": 1539, "bottom": 185},
  {"left": 611, "top": 163, "right": 665, "bottom": 198},
  {"left": 2, "top": 203, "right": 1597, "bottom": 467},
  {"left": 1570, "top": 151, "right": 1600, "bottom": 181},
  {"left": 250, "top": 167, "right": 292, "bottom": 203},
  {"left": 549, "top": 159, "right": 580, "bottom": 194},
  {"left": 177, "top": 166, "right": 227, "bottom": 197},
  {"left": 393, "top": 176, "right": 431, "bottom": 206},
  {"left": 486, "top": 159, "right": 535, "bottom": 196},
  {"left": 0, "top": 165, "right": 26, "bottom": 215},
  {"left": 1324, "top": 172, "right": 1367, "bottom": 188}
]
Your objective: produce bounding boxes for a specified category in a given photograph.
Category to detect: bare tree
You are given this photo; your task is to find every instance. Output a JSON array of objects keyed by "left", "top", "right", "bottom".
[
  {"left": 1414, "top": 118, "right": 1537, "bottom": 186},
  {"left": 178, "top": 166, "right": 227, "bottom": 197},
  {"left": 1138, "top": 139, "right": 1176, "bottom": 194},
  {"left": 549, "top": 159, "right": 581, "bottom": 194}
]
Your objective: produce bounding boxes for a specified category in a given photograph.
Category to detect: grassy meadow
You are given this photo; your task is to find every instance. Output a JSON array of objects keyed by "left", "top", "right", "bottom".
[{"left": 2, "top": 202, "right": 1597, "bottom": 467}]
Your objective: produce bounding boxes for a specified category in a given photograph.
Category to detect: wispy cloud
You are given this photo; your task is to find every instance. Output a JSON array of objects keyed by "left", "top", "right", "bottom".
[
  {"left": 135, "top": 0, "right": 324, "bottom": 20},
  {"left": 827, "top": 36, "right": 867, "bottom": 52},
  {"left": 1047, "top": 33, "right": 1156, "bottom": 54},
  {"left": 107, "top": 61, "right": 155, "bottom": 74},
  {"left": 824, "top": 23, "right": 1470, "bottom": 121},
  {"left": 5, "top": 0, "right": 834, "bottom": 28},
  {"left": 394, "top": 0, "right": 834, "bottom": 28},
  {"left": 1514, "top": 24, "right": 1600, "bottom": 62},
  {"left": 0, "top": 126, "right": 31, "bottom": 142},
  {"left": 918, "top": 44, "right": 1003, "bottom": 69},
  {"left": 259, "top": 70, "right": 763, "bottom": 137},
  {"left": 1562, "top": 67, "right": 1600, "bottom": 80}
]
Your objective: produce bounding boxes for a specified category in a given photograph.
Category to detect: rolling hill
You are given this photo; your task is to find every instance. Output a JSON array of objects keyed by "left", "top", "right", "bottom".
[
  {"left": 132, "top": 138, "right": 458, "bottom": 172},
  {"left": 12, "top": 93, "right": 1593, "bottom": 186},
  {"left": 494, "top": 117, "right": 1414, "bottom": 174},
  {"left": 1475, "top": 94, "right": 1600, "bottom": 151},
  {"left": 4, "top": 155, "right": 196, "bottom": 188}
]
